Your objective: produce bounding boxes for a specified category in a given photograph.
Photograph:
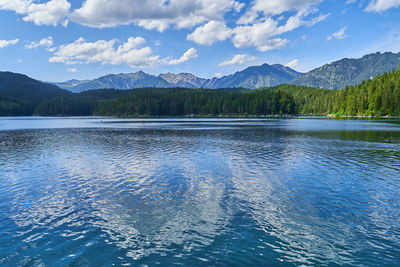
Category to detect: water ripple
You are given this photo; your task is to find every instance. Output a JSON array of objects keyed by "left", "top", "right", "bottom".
[{"left": 0, "top": 118, "right": 400, "bottom": 266}]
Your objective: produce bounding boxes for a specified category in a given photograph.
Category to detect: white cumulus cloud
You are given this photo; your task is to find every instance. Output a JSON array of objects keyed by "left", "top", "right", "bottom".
[
  {"left": 69, "top": 0, "right": 242, "bottom": 31},
  {"left": 49, "top": 37, "right": 158, "bottom": 68},
  {"left": 49, "top": 37, "right": 197, "bottom": 68},
  {"left": 237, "top": 0, "right": 323, "bottom": 24},
  {"left": 168, "top": 48, "right": 198, "bottom": 65},
  {"left": 219, "top": 54, "right": 257, "bottom": 66},
  {"left": 187, "top": 21, "right": 232, "bottom": 45},
  {"left": 365, "top": 0, "right": 400, "bottom": 12},
  {"left": 0, "top": 0, "right": 333, "bottom": 55},
  {"left": 227, "top": 0, "right": 328, "bottom": 51},
  {"left": 0, "top": 38, "right": 19, "bottom": 48},
  {"left": 232, "top": 18, "right": 291, "bottom": 51},
  {"left": 0, "top": 0, "right": 330, "bottom": 53},
  {"left": 0, "top": 0, "right": 70, "bottom": 26},
  {"left": 25, "top": 36, "right": 54, "bottom": 50},
  {"left": 186, "top": 1, "right": 328, "bottom": 51},
  {"left": 327, "top": 26, "right": 348, "bottom": 40}
]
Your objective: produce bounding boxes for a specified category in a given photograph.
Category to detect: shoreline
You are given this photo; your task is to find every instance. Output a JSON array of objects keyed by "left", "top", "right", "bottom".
[{"left": 3, "top": 114, "right": 400, "bottom": 120}]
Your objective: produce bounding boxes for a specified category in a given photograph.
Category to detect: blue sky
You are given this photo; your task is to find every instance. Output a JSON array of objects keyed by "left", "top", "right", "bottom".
[{"left": 0, "top": 0, "right": 399, "bottom": 82}]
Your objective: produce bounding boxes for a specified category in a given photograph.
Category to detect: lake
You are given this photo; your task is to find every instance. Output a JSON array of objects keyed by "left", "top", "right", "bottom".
[{"left": 1, "top": 117, "right": 400, "bottom": 266}]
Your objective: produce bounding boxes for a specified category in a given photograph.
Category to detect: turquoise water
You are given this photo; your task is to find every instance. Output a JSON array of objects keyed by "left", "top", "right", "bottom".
[{"left": 1, "top": 117, "right": 400, "bottom": 266}]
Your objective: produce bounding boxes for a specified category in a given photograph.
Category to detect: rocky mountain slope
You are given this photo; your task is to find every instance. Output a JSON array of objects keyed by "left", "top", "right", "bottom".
[{"left": 291, "top": 52, "right": 400, "bottom": 89}]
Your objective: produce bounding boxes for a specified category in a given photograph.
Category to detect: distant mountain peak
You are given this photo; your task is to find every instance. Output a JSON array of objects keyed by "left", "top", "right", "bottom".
[{"left": 203, "top": 63, "right": 302, "bottom": 89}]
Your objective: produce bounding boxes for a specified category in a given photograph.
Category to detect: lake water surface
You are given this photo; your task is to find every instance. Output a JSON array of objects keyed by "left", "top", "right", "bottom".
[{"left": 1, "top": 117, "right": 400, "bottom": 266}]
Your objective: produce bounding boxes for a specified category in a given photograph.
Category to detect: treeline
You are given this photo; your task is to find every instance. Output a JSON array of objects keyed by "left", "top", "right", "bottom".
[
  {"left": 31, "top": 85, "right": 338, "bottom": 117},
  {"left": 91, "top": 88, "right": 296, "bottom": 116},
  {"left": 33, "top": 87, "right": 296, "bottom": 116},
  {"left": 335, "top": 70, "right": 400, "bottom": 116},
  {"left": 4, "top": 68, "right": 400, "bottom": 117}
]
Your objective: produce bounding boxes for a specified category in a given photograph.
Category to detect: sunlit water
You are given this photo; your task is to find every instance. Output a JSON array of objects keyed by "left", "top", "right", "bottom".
[{"left": 1, "top": 117, "right": 400, "bottom": 266}]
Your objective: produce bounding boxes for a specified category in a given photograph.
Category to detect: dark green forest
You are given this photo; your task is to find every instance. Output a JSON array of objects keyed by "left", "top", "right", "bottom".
[
  {"left": 0, "top": 71, "right": 70, "bottom": 116},
  {"left": 2, "top": 68, "right": 400, "bottom": 117}
]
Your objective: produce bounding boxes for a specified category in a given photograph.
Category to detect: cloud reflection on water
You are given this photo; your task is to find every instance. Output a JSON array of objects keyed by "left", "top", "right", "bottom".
[{"left": 1, "top": 119, "right": 400, "bottom": 266}]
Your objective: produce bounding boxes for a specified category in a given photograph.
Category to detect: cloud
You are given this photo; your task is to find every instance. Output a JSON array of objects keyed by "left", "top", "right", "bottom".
[
  {"left": 224, "top": 0, "right": 328, "bottom": 51},
  {"left": 49, "top": 37, "right": 159, "bottom": 68},
  {"left": 187, "top": 1, "right": 328, "bottom": 51},
  {"left": 0, "top": 38, "right": 19, "bottom": 48},
  {"left": 345, "top": 0, "right": 356, "bottom": 4},
  {"left": 188, "top": 17, "right": 292, "bottom": 51},
  {"left": 0, "top": 1, "right": 328, "bottom": 53},
  {"left": 365, "top": 0, "right": 400, "bottom": 12},
  {"left": 25, "top": 36, "right": 54, "bottom": 50},
  {"left": 49, "top": 37, "right": 197, "bottom": 68},
  {"left": 231, "top": 19, "right": 289, "bottom": 51},
  {"left": 69, "top": 0, "right": 242, "bottom": 31},
  {"left": 285, "top": 59, "right": 299, "bottom": 69},
  {"left": 17, "top": 59, "right": 22, "bottom": 63},
  {"left": 327, "top": 26, "right": 348, "bottom": 40},
  {"left": 0, "top": 0, "right": 70, "bottom": 26},
  {"left": 214, "top": 72, "right": 223, "bottom": 78},
  {"left": 307, "top": 13, "right": 330, "bottom": 26},
  {"left": 237, "top": 0, "right": 323, "bottom": 24},
  {"left": 187, "top": 21, "right": 232, "bottom": 45},
  {"left": 219, "top": 54, "right": 257, "bottom": 66},
  {"left": 167, "top": 48, "right": 198, "bottom": 65},
  {"left": 67, "top": 67, "right": 77, "bottom": 73}
]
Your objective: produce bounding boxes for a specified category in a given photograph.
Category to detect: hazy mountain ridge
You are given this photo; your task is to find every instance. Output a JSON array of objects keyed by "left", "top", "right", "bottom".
[
  {"left": 55, "top": 71, "right": 170, "bottom": 93},
  {"left": 54, "top": 63, "right": 303, "bottom": 92}
]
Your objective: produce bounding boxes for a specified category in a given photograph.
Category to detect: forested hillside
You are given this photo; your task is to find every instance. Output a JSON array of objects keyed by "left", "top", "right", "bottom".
[
  {"left": 334, "top": 69, "right": 400, "bottom": 116},
  {"left": 0, "top": 71, "right": 70, "bottom": 115}
]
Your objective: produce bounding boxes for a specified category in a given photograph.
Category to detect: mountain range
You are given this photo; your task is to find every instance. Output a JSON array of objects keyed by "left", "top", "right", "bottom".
[
  {"left": 53, "top": 52, "right": 400, "bottom": 92},
  {"left": 53, "top": 63, "right": 302, "bottom": 92}
]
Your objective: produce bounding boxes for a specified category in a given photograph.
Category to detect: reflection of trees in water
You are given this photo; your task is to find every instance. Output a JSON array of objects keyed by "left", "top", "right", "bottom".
[
  {"left": 305, "top": 129, "right": 400, "bottom": 143},
  {"left": 221, "top": 126, "right": 400, "bottom": 265}
]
